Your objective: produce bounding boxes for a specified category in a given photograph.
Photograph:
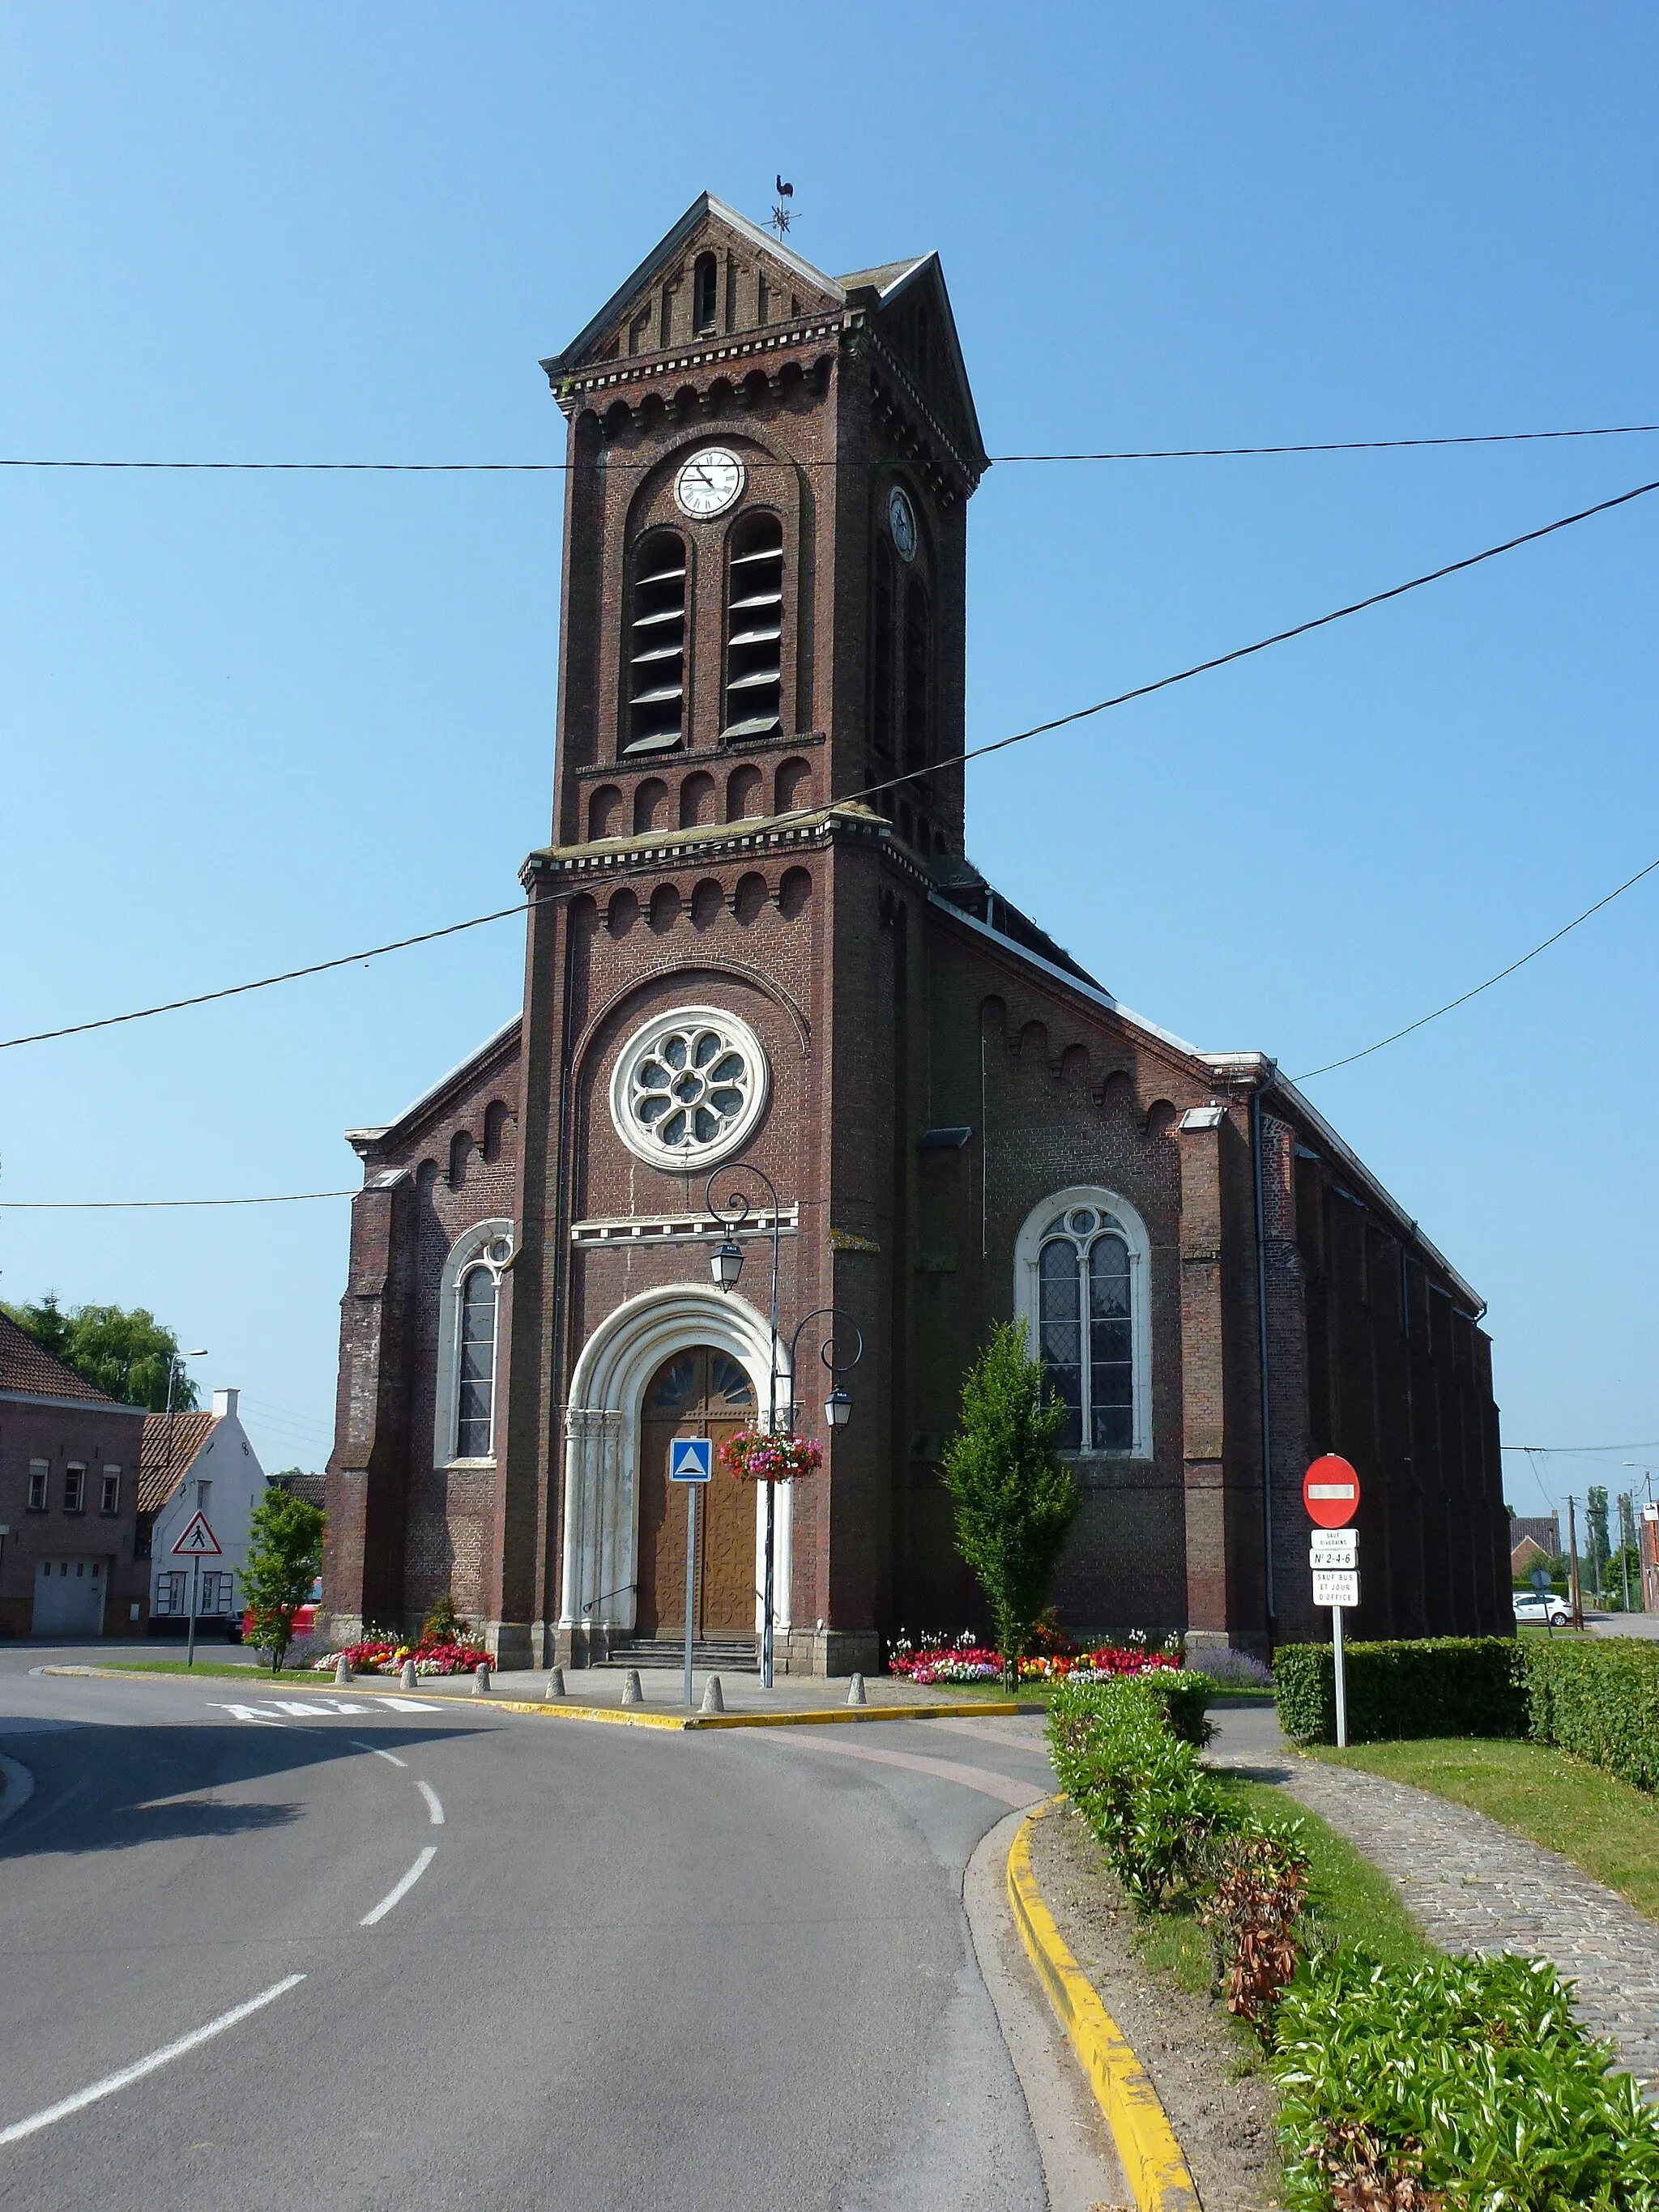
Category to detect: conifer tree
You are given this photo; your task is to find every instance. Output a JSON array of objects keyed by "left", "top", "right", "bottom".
[{"left": 942, "top": 1321, "right": 1079, "bottom": 1686}]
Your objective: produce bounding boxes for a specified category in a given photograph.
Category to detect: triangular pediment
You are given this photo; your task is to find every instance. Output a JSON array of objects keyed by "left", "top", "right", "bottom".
[
  {"left": 847, "top": 254, "right": 987, "bottom": 475},
  {"left": 542, "top": 194, "right": 846, "bottom": 379}
]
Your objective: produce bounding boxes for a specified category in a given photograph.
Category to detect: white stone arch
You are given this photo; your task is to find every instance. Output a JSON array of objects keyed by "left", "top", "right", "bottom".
[
  {"left": 433, "top": 1218, "right": 514, "bottom": 1468},
  {"left": 558, "top": 1284, "right": 791, "bottom": 1639},
  {"left": 1013, "top": 1185, "right": 1154, "bottom": 1460}
]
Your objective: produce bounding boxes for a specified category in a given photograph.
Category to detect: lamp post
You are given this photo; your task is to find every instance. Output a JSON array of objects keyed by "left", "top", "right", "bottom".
[{"left": 706, "top": 1172, "right": 863, "bottom": 1689}]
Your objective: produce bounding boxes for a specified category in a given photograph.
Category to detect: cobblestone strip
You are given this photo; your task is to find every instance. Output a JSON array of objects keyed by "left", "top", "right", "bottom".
[{"left": 1211, "top": 1733, "right": 1659, "bottom": 2091}]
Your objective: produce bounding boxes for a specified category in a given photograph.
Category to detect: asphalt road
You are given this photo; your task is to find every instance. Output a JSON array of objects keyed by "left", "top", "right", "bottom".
[{"left": 0, "top": 1652, "right": 1082, "bottom": 2212}]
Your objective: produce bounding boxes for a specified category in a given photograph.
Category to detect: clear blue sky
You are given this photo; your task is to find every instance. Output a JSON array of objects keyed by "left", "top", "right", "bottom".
[{"left": 2, "top": 4, "right": 1654, "bottom": 1522}]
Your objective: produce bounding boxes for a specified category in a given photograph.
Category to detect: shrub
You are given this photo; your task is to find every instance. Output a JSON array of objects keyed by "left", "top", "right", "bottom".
[
  {"left": 1520, "top": 1635, "right": 1659, "bottom": 1795},
  {"left": 1273, "top": 1638, "right": 1526, "bottom": 1745},
  {"left": 1201, "top": 1828, "right": 1309, "bottom": 2033},
  {"left": 1047, "top": 1676, "right": 1238, "bottom": 1907},
  {"left": 1272, "top": 1949, "right": 1659, "bottom": 2211},
  {"left": 1205, "top": 1647, "right": 1277, "bottom": 1692}
]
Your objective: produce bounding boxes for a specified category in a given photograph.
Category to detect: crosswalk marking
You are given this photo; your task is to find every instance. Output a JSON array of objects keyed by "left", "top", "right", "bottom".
[{"left": 209, "top": 1695, "right": 446, "bottom": 1725}]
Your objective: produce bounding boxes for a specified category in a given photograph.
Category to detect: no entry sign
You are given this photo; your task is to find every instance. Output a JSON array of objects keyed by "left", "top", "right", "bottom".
[{"left": 1303, "top": 1455, "right": 1360, "bottom": 1529}]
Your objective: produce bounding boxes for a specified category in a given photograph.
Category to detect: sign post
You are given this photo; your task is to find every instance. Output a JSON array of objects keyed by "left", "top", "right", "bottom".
[
  {"left": 1303, "top": 1456, "right": 1361, "bottom": 1747},
  {"left": 670, "top": 1438, "right": 714, "bottom": 1707},
  {"left": 173, "top": 1510, "right": 222, "bottom": 1671}
]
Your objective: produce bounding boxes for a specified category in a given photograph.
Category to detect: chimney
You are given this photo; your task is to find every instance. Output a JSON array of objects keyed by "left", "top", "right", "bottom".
[{"left": 212, "top": 1387, "right": 239, "bottom": 1420}]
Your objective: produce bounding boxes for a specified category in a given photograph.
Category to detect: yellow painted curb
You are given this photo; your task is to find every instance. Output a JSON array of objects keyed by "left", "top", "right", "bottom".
[
  {"left": 53, "top": 1668, "right": 1020, "bottom": 1731},
  {"left": 1007, "top": 1798, "right": 1200, "bottom": 2212}
]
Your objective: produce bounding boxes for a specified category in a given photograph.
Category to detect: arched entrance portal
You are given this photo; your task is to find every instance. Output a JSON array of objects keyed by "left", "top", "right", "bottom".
[{"left": 635, "top": 1348, "right": 755, "bottom": 1638}]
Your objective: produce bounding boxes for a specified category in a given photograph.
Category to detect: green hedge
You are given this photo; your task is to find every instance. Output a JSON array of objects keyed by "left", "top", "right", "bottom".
[
  {"left": 1520, "top": 1636, "right": 1659, "bottom": 1794},
  {"left": 1273, "top": 1948, "right": 1659, "bottom": 2210},
  {"left": 1274, "top": 1638, "right": 1526, "bottom": 1745},
  {"left": 1047, "top": 1674, "right": 1235, "bottom": 1907}
]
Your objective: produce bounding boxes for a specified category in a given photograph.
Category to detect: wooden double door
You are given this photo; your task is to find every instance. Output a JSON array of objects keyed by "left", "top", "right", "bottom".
[{"left": 635, "top": 1347, "right": 757, "bottom": 1639}]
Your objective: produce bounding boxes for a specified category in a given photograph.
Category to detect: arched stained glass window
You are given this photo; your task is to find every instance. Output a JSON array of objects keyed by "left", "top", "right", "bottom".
[
  {"left": 455, "top": 1264, "right": 498, "bottom": 1458},
  {"left": 1036, "top": 1205, "right": 1135, "bottom": 1451}
]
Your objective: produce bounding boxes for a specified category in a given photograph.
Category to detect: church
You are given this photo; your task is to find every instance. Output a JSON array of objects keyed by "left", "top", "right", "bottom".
[{"left": 322, "top": 194, "right": 1509, "bottom": 1674}]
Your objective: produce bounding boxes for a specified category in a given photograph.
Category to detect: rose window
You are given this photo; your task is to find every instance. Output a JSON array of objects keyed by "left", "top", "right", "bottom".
[{"left": 610, "top": 1005, "right": 770, "bottom": 1169}]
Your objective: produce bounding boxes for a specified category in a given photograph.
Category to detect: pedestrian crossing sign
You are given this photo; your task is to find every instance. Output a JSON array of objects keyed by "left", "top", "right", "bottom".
[
  {"left": 669, "top": 1437, "right": 713, "bottom": 1484},
  {"left": 173, "top": 1511, "right": 223, "bottom": 1556}
]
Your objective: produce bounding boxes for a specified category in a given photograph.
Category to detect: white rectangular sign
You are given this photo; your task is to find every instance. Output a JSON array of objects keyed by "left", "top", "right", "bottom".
[
  {"left": 1312, "top": 1569, "right": 1359, "bottom": 1609},
  {"left": 1310, "top": 1531, "right": 1358, "bottom": 1570}
]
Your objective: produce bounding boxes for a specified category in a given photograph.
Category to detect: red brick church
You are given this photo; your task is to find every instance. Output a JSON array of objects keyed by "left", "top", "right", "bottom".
[{"left": 322, "top": 194, "right": 1508, "bottom": 1672}]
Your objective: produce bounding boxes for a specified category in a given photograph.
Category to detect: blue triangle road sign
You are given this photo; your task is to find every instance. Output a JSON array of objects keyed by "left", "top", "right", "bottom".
[{"left": 669, "top": 1437, "right": 713, "bottom": 1484}]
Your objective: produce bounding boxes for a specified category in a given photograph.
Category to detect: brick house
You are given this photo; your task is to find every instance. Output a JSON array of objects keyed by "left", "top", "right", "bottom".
[
  {"left": 0, "top": 1313, "right": 149, "bottom": 1637},
  {"left": 324, "top": 194, "right": 1508, "bottom": 1672}
]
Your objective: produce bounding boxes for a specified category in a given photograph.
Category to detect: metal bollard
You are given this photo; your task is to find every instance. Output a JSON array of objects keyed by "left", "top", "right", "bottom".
[
  {"left": 701, "top": 1674, "right": 725, "bottom": 1714},
  {"left": 621, "top": 1668, "right": 644, "bottom": 1707},
  {"left": 847, "top": 1671, "right": 867, "bottom": 1707},
  {"left": 546, "top": 1665, "right": 566, "bottom": 1700},
  {"left": 472, "top": 1661, "right": 492, "bottom": 1695},
  {"left": 399, "top": 1659, "right": 417, "bottom": 1690},
  {"left": 335, "top": 1653, "right": 352, "bottom": 1686}
]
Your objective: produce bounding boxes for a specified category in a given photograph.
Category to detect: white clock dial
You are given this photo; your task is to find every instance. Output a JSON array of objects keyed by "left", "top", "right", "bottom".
[
  {"left": 888, "top": 484, "right": 918, "bottom": 563},
  {"left": 675, "top": 446, "right": 745, "bottom": 518}
]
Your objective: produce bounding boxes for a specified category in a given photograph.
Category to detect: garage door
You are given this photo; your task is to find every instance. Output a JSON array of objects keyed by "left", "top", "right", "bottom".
[{"left": 32, "top": 1558, "right": 106, "bottom": 1636}]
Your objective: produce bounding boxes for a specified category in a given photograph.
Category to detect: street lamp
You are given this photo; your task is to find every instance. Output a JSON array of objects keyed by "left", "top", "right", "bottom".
[
  {"left": 825, "top": 1386, "right": 852, "bottom": 1430},
  {"left": 710, "top": 1236, "right": 744, "bottom": 1293}
]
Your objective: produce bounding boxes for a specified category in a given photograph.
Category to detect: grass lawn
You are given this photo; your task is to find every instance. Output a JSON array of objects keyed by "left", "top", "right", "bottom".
[
  {"left": 1307, "top": 1737, "right": 1659, "bottom": 1924},
  {"left": 1129, "top": 1771, "right": 1434, "bottom": 1995},
  {"left": 83, "top": 1658, "right": 292, "bottom": 1681}
]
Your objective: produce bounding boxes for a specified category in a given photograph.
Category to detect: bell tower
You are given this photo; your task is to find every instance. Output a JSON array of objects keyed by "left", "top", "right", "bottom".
[{"left": 538, "top": 193, "right": 988, "bottom": 861}]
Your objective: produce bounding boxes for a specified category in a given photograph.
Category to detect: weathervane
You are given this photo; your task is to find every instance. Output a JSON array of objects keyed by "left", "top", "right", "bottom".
[{"left": 770, "top": 175, "right": 794, "bottom": 238}]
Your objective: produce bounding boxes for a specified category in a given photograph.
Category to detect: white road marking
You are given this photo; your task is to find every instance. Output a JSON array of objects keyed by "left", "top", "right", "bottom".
[
  {"left": 352, "top": 1741, "right": 407, "bottom": 1767},
  {"left": 377, "top": 1696, "right": 443, "bottom": 1712},
  {"left": 210, "top": 1703, "right": 284, "bottom": 1724},
  {"left": 416, "top": 1780, "right": 444, "bottom": 1826},
  {"left": 0, "top": 1975, "right": 305, "bottom": 2146},
  {"left": 360, "top": 1846, "right": 437, "bottom": 1926},
  {"left": 270, "top": 1701, "right": 333, "bottom": 1717}
]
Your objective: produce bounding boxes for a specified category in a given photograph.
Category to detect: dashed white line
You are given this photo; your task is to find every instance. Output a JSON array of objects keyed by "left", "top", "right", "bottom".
[
  {"left": 352, "top": 1741, "right": 407, "bottom": 1767},
  {"left": 360, "top": 1846, "right": 437, "bottom": 1926},
  {"left": 0, "top": 1975, "right": 305, "bottom": 2146},
  {"left": 416, "top": 1780, "right": 444, "bottom": 1826}
]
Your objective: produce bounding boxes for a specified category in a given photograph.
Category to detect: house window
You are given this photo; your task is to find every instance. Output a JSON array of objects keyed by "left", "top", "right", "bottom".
[
  {"left": 1015, "top": 1188, "right": 1152, "bottom": 1457},
  {"left": 722, "top": 514, "right": 784, "bottom": 741},
  {"left": 626, "top": 531, "right": 688, "bottom": 755},
  {"left": 134, "top": 1512, "right": 154, "bottom": 1560},
  {"left": 100, "top": 1469, "right": 121, "bottom": 1515},
  {"left": 455, "top": 1265, "right": 499, "bottom": 1459},
  {"left": 154, "top": 1570, "right": 189, "bottom": 1616},
  {"left": 64, "top": 1465, "right": 86, "bottom": 1514},
  {"left": 27, "top": 1461, "right": 49, "bottom": 1511}
]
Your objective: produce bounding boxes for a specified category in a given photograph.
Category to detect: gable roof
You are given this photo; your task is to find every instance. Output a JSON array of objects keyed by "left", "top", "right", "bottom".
[
  {"left": 539, "top": 194, "right": 987, "bottom": 475},
  {"left": 542, "top": 193, "right": 841, "bottom": 377},
  {"left": 138, "top": 1409, "right": 218, "bottom": 1514},
  {"left": 0, "top": 1312, "right": 126, "bottom": 1406}
]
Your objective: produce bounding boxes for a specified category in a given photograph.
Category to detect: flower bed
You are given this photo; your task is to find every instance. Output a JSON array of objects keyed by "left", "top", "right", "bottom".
[
  {"left": 717, "top": 1430, "right": 823, "bottom": 1482},
  {"left": 312, "top": 1638, "right": 492, "bottom": 1676}
]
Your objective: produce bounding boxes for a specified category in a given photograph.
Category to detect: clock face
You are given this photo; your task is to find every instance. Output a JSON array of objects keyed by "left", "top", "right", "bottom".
[
  {"left": 675, "top": 447, "right": 745, "bottom": 519},
  {"left": 888, "top": 484, "right": 918, "bottom": 563}
]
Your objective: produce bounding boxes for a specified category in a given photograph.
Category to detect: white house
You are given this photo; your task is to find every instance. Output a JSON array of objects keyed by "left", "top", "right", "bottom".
[{"left": 139, "top": 1387, "right": 267, "bottom": 1634}]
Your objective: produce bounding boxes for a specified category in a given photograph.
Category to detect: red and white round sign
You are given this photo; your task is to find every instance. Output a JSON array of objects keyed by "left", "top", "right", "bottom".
[{"left": 1303, "top": 1454, "right": 1361, "bottom": 1529}]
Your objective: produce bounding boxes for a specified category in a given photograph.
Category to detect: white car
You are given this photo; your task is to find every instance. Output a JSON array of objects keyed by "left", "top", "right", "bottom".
[{"left": 1513, "top": 1591, "right": 1571, "bottom": 1626}]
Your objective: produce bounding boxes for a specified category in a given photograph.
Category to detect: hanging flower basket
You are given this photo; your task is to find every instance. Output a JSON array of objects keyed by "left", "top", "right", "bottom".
[{"left": 719, "top": 1429, "right": 823, "bottom": 1482}]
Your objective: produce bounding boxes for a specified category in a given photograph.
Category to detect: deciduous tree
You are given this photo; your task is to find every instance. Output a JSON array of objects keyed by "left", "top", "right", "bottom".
[{"left": 241, "top": 1489, "right": 325, "bottom": 1673}]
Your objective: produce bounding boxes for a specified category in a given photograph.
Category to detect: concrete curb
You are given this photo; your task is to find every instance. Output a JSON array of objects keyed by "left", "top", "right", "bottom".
[
  {"left": 1006, "top": 1796, "right": 1199, "bottom": 2212},
  {"left": 40, "top": 1668, "right": 1021, "bottom": 1730}
]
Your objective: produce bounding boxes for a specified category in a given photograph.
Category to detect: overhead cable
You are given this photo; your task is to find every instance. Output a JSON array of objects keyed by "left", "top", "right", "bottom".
[
  {"left": 2, "top": 471, "right": 1653, "bottom": 1059},
  {"left": 1, "top": 420, "right": 1657, "bottom": 473}
]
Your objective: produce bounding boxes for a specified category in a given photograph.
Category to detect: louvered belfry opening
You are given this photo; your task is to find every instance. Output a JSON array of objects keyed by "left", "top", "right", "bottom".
[
  {"left": 627, "top": 531, "right": 688, "bottom": 754},
  {"left": 722, "top": 513, "right": 784, "bottom": 742}
]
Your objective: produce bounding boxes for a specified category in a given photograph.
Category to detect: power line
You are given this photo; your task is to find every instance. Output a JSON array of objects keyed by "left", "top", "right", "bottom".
[
  {"left": 1294, "top": 855, "right": 1659, "bottom": 1082},
  {"left": 0, "top": 905, "right": 527, "bottom": 1051},
  {"left": 2, "top": 471, "right": 1653, "bottom": 1059},
  {"left": 1502, "top": 1439, "right": 1659, "bottom": 1454},
  {"left": 2, "top": 420, "right": 1657, "bottom": 474},
  {"left": 0, "top": 1190, "right": 355, "bottom": 1208}
]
